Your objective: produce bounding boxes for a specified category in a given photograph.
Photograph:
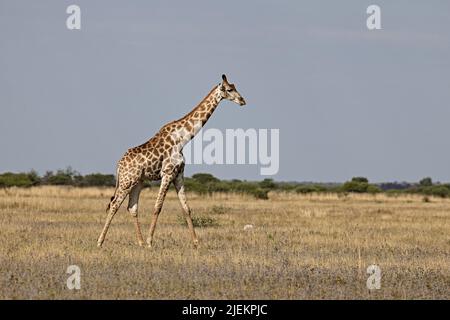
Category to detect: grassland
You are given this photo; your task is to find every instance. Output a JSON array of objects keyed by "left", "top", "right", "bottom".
[{"left": 0, "top": 186, "right": 449, "bottom": 299}]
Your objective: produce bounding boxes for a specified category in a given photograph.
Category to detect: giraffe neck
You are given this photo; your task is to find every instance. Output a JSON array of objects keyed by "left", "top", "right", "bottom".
[{"left": 172, "top": 85, "right": 222, "bottom": 147}]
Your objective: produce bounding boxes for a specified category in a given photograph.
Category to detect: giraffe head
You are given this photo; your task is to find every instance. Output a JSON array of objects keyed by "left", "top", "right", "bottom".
[{"left": 218, "top": 74, "right": 246, "bottom": 106}]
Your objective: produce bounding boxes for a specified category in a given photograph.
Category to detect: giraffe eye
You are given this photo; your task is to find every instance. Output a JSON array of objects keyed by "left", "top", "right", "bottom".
[{"left": 226, "top": 89, "right": 233, "bottom": 92}]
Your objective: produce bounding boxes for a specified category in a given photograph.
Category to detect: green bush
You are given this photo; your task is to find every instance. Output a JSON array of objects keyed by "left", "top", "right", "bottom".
[
  {"left": 43, "top": 168, "right": 80, "bottom": 186},
  {"left": 419, "top": 177, "right": 433, "bottom": 187},
  {"left": 339, "top": 177, "right": 381, "bottom": 194},
  {"left": 367, "top": 185, "right": 382, "bottom": 194},
  {"left": 27, "top": 170, "right": 41, "bottom": 185},
  {"left": 351, "top": 177, "right": 369, "bottom": 183},
  {"left": 423, "top": 185, "right": 449, "bottom": 198},
  {"left": 295, "top": 184, "right": 327, "bottom": 194},
  {"left": 46, "top": 173, "right": 73, "bottom": 185},
  {"left": 80, "top": 174, "right": 116, "bottom": 187},
  {"left": 404, "top": 183, "right": 450, "bottom": 198},
  {"left": 0, "top": 172, "right": 37, "bottom": 187},
  {"left": 340, "top": 181, "right": 369, "bottom": 193},
  {"left": 259, "top": 178, "right": 276, "bottom": 189},
  {"left": 208, "top": 181, "right": 232, "bottom": 193},
  {"left": 277, "top": 183, "right": 297, "bottom": 192},
  {"left": 183, "top": 174, "right": 271, "bottom": 200},
  {"left": 191, "top": 173, "right": 219, "bottom": 184},
  {"left": 184, "top": 178, "right": 209, "bottom": 194}
]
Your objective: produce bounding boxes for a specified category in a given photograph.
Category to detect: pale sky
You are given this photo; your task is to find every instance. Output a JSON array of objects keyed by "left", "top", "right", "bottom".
[{"left": 1, "top": 1, "right": 449, "bottom": 182}]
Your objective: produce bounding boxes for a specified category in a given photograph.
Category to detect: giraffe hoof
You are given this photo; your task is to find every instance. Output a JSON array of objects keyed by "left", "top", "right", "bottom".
[
  {"left": 193, "top": 240, "right": 199, "bottom": 249},
  {"left": 138, "top": 241, "right": 145, "bottom": 247},
  {"left": 97, "top": 242, "right": 103, "bottom": 247}
]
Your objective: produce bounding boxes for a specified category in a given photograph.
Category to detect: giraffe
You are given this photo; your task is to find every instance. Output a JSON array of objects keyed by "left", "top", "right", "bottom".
[{"left": 97, "top": 74, "right": 246, "bottom": 248}]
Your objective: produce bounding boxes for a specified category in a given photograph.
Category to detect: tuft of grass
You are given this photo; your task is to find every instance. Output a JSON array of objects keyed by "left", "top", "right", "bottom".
[
  {"left": 210, "top": 205, "right": 229, "bottom": 215},
  {"left": 177, "top": 215, "right": 219, "bottom": 228},
  {"left": 251, "top": 188, "right": 269, "bottom": 200}
]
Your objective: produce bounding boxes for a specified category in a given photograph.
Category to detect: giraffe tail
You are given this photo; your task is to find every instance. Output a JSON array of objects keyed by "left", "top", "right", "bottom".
[{"left": 106, "top": 167, "right": 120, "bottom": 213}]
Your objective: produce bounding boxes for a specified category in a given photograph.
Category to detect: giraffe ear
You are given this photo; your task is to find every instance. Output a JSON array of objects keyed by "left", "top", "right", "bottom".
[{"left": 222, "top": 74, "right": 228, "bottom": 83}]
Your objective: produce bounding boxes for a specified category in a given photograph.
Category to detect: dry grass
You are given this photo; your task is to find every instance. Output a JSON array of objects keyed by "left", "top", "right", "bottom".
[{"left": 0, "top": 186, "right": 449, "bottom": 299}]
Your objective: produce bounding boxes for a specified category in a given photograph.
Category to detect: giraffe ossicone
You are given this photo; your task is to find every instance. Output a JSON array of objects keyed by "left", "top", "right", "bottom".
[{"left": 97, "top": 74, "right": 246, "bottom": 248}]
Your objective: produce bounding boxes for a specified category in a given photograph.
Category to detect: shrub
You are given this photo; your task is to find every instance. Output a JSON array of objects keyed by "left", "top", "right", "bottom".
[
  {"left": 80, "top": 174, "right": 116, "bottom": 187},
  {"left": 184, "top": 178, "right": 209, "bottom": 194},
  {"left": 208, "top": 181, "right": 232, "bottom": 193},
  {"left": 0, "top": 172, "right": 36, "bottom": 188},
  {"left": 419, "top": 177, "right": 433, "bottom": 187},
  {"left": 351, "top": 177, "right": 369, "bottom": 183},
  {"left": 367, "top": 185, "right": 382, "bottom": 194},
  {"left": 46, "top": 173, "right": 73, "bottom": 185},
  {"left": 296, "top": 185, "right": 317, "bottom": 194},
  {"left": 340, "top": 181, "right": 369, "bottom": 193},
  {"left": 277, "top": 183, "right": 297, "bottom": 192},
  {"left": 259, "top": 178, "right": 276, "bottom": 189},
  {"left": 184, "top": 178, "right": 270, "bottom": 200},
  {"left": 43, "top": 168, "right": 80, "bottom": 186},
  {"left": 191, "top": 173, "right": 219, "bottom": 184},
  {"left": 424, "top": 186, "right": 449, "bottom": 198},
  {"left": 27, "top": 170, "right": 41, "bottom": 186}
]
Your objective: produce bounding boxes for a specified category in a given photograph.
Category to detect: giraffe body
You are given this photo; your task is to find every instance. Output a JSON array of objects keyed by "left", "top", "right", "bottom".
[{"left": 97, "top": 75, "right": 246, "bottom": 248}]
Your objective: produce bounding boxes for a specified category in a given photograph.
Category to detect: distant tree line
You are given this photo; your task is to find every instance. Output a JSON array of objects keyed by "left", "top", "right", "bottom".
[
  {"left": 277, "top": 176, "right": 450, "bottom": 199},
  {"left": 1, "top": 168, "right": 449, "bottom": 199},
  {"left": 0, "top": 168, "right": 115, "bottom": 188}
]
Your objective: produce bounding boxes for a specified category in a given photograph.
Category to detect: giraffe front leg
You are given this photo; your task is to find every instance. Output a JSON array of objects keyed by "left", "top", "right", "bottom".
[
  {"left": 173, "top": 171, "right": 199, "bottom": 248},
  {"left": 146, "top": 175, "right": 172, "bottom": 248},
  {"left": 128, "top": 182, "right": 144, "bottom": 247},
  {"left": 97, "top": 188, "right": 129, "bottom": 247}
]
